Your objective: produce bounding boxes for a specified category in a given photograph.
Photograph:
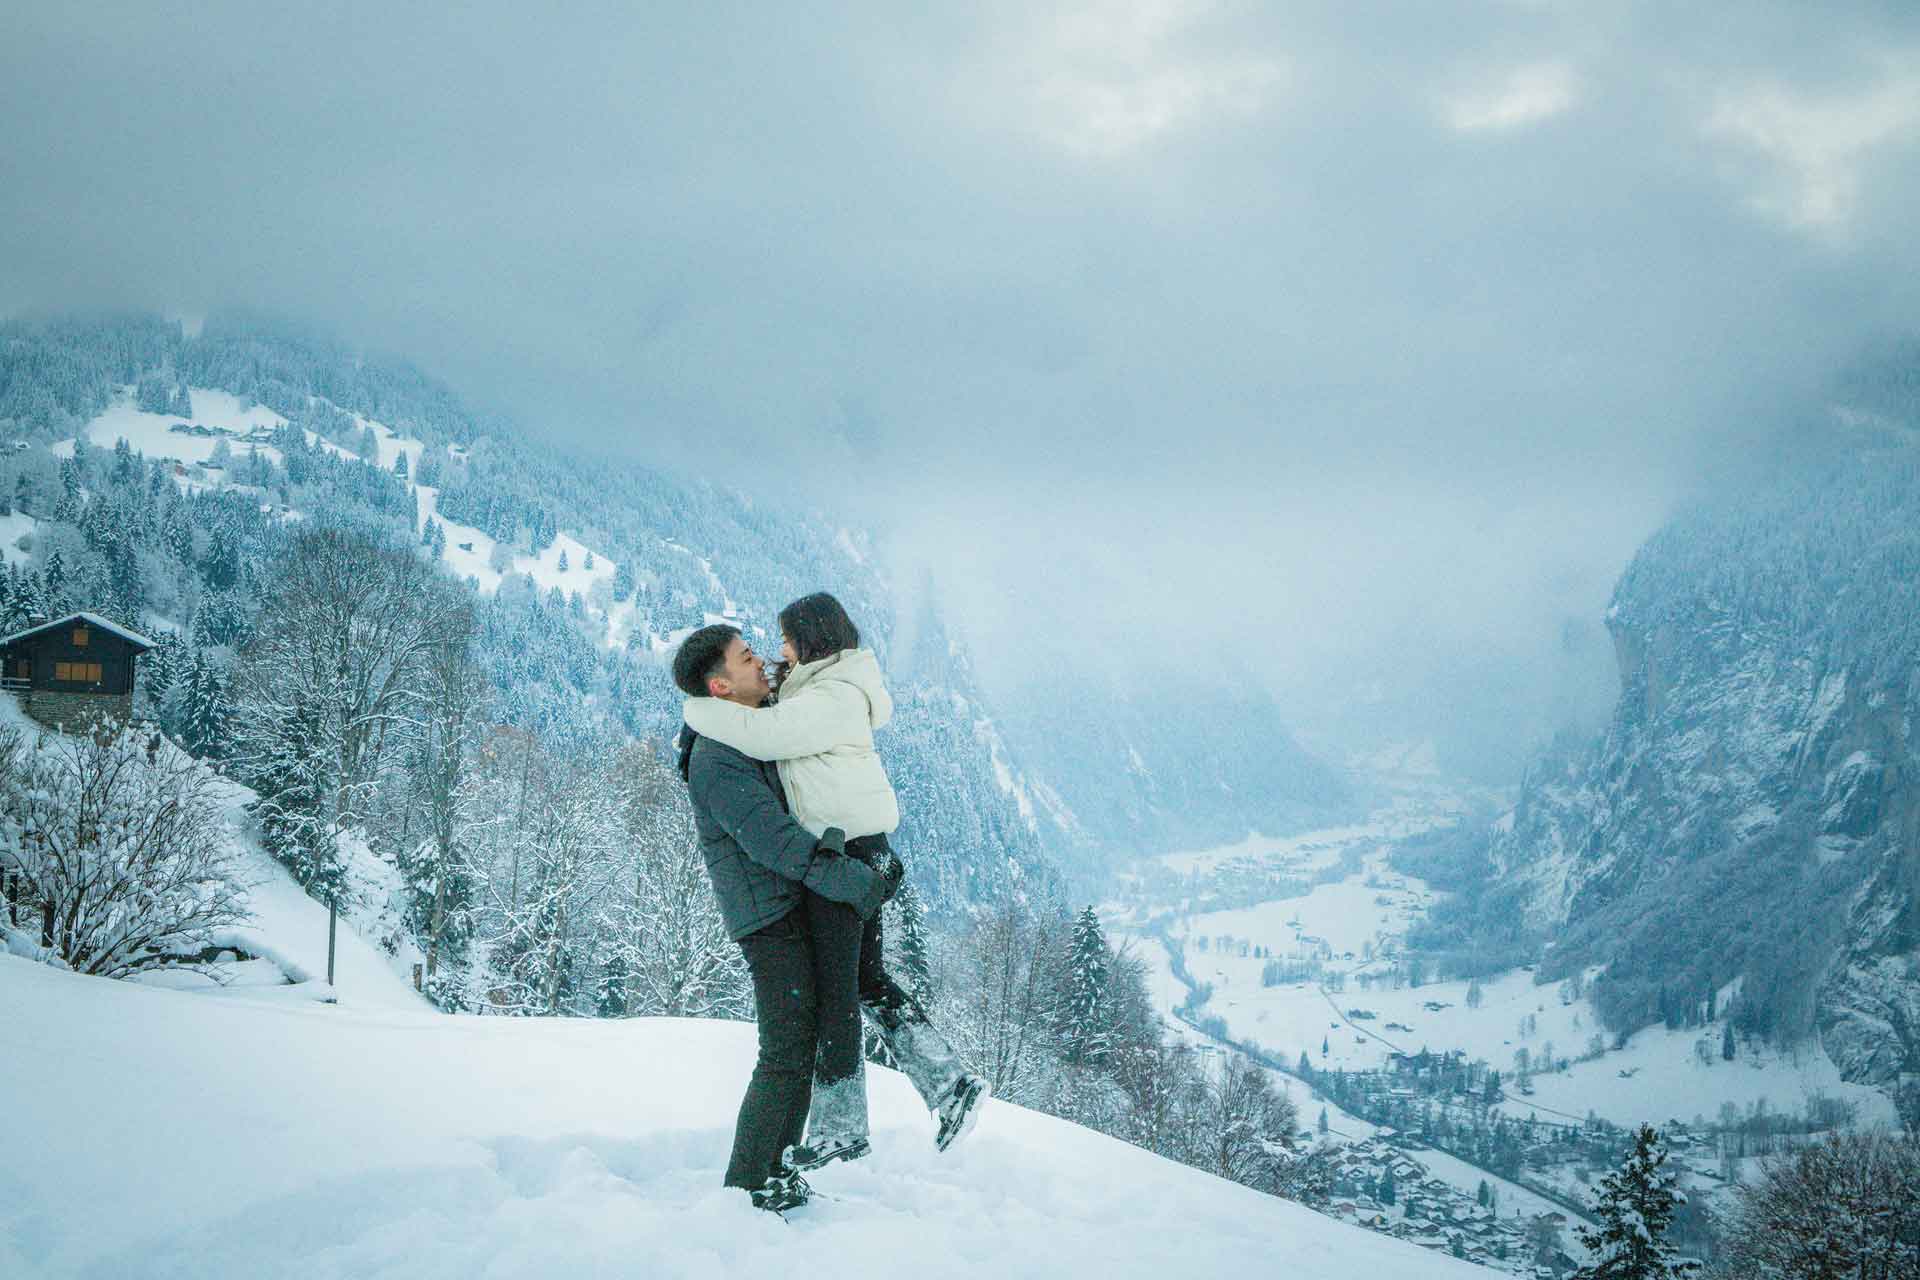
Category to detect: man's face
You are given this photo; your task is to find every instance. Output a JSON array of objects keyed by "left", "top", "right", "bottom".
[{"left": 708, "top": 635, "right": 770, "bottom": 706}]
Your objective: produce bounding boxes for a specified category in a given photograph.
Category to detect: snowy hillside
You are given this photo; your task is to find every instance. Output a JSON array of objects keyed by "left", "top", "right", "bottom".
[
  {"left": 1, "top": 312, "right": 1360, "bottom": 909},
  {"left": 0, "top": 692, "right": 430, "bottom": 1009},
  {"left": 0, "top": 955, "right": 1494, "bottom": 1279}
]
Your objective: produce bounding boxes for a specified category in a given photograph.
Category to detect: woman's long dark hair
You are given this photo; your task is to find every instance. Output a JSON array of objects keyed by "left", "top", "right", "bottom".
[{"left": 779, "top": 592, "right": 860, "bottom": 665}]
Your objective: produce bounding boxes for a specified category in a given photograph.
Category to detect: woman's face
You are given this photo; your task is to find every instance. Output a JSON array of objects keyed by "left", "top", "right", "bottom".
[{"left": 781, "top": 633, "right": 798, "bottom": 666}]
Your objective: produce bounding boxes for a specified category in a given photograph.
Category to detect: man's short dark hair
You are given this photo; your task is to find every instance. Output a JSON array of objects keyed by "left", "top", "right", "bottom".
[{"left": 673, "top": 624, "right": 740, "bottom": 697}]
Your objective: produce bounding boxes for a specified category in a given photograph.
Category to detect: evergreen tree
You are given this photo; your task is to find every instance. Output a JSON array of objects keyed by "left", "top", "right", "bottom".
[
  {"left": 594, "top": 946, "right": 630, "bottom": 1018},
  {"left": 893, "top": 879, "right": 934, "bottom": 1006},
  {"left": 142, "top": 629, "right": 186, "bottom": 707},
  {"left": 1378, "top": 1169, "right": 1396, "bottom": 1205},
  {"left": 1720, "top": 1023, "right": 1735, "bottom": 1062},
  {"left": 583, "top": 550, "right": 593, "bottom": 570},
  {"left": 1317, "top": 1107, "right": 1329, "bottom": 1136},
  {"left": 1058, "top": 905, "right": 1113, "bottom": 1065},
  {"left": 245, "top": 696, "right": 343, "bottom": 896},
  {"left": 55, "top": 454, "right": 81, "bottom": 520},
  {"left": 612, "top": 560, "right": 635, "bottom": 602},
  {"left": 557, "top": 548, "right": 569, "bottom": 573},
  {"left": 1571, "top": 1124, "right": 1699, "bottom": 1279},
  {"left": 392, "top": 450, "right": 409, "bottom": 480},
  {"left": 179, "top": 653, "right": 230, "bottom": 759},
  {"left": 1322, "top": 1034, "right": 1329, "bottom": 1055}
]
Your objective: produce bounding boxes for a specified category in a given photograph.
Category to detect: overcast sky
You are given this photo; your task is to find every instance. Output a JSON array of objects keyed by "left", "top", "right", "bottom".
[{"left": 5, "top": 3, "right": 1918, "bottom": 774}]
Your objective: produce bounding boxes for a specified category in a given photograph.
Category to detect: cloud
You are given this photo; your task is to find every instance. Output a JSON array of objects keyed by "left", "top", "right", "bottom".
[
  {"left": 3, "top": 2, "right": 1918, "bottom": 776},
  {"left": 1441, "top": 61, "right": 1578, "bottom": 133},
  {"left": 990, "top": 1, "right": 1290, "bottom": 158},
  {"left": 1704, "top": 54, "right": 1920, "bottom": 235}
]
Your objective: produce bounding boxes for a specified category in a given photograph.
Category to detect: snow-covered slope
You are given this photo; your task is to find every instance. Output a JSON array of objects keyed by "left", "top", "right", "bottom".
[
  {"left": 0, "top": 692, "right": 430, "bottom": 1011},
  {"left": 0, "top": 956, "right": 1492, "bottom": 1279}
]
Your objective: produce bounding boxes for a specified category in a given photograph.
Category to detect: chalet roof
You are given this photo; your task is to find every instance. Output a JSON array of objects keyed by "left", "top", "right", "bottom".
[{"left": 0, "top": 612, "right": 155, "bottom": 653}]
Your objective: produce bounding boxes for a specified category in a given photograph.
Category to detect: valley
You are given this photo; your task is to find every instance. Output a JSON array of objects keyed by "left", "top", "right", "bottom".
[{"left": 1104, "top": 756, "right": 1897, "bottom": 1270}]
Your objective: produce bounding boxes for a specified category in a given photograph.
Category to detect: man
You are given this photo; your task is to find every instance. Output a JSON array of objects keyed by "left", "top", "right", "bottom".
[{"left": 672, "top": 623, "right": 886, "bottom": 1213}]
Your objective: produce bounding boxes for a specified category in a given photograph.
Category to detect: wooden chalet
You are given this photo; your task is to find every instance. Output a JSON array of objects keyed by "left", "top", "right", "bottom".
[{"left": 0, "top": 611, "right": 154, "bottom": 730}]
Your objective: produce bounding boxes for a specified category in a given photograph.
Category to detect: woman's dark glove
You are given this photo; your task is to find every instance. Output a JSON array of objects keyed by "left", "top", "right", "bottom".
[
  {"left": 879, "top": 851, "right": 905, "bottom": 904},
  {"left": 815, "top": 826, "right": 848, "bottom": 859}
]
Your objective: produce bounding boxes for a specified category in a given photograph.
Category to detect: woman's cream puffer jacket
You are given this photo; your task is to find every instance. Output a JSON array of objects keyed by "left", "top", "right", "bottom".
[{"left": 681, "top": 647, "right": 901, "bottom": 839}]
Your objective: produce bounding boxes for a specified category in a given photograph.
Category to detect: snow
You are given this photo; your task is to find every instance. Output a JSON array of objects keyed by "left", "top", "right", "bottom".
[
  {"left": 0, "top": 508, "right": 36, "bottom": 566},
  {"left": 1155, "top": 798, "right": 1458, "bottom": 876},
  {"left": 0, "top": 610, "right": 155, "bottom": 651},
  {"left": 1180, "top": 862, "right": 1437, "bottom": 961},
  {"left": 0, "top": 692, "right": 428, "bottom": 1010},
  {"left": 0, "top": 956, "right": 1493, "bottom": 1279},
  {"left": 62, "top": 387, "right": 288, "bottom": 469}
]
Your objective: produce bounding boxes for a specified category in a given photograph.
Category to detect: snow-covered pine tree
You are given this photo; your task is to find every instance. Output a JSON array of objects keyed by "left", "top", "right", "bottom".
[
  {"left": 1058, "top": 905, "right": 1114, "bottom": 1065},
  {"left": 892, "top": 879, "right": 935, "bottom": 1007},
  {"left": 179, "top": 652, "right": 230, "bottom": 758},
  {"left": 142, "top": 629, "right": 186, "bottom": 708},
  {"left": 1571, "top": 1124, "right": 1700, "bottom": 1279},
  {"left": 238, "top": 695, "right": 344, "bottom": 897}
]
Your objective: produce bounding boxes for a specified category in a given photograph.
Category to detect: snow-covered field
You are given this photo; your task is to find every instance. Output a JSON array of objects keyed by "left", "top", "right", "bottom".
[
  {"left": 61, "top": 387, "right": 289, "bottom": 468},
  {"left": 1121, "top": 797, "right": 1901, "bottom": 1136},
  {"left": 0, "top": 953, "right": 1494, "bottom": 1280},
  {"left": 1187, "top": 929, "right": 1895, "bottom": 1131},
  {"left": 0, "top": 509, "right": 35, "bottom": 566},
  {"left": 1180, "top": 864, "right": 1436, "bottom": 961}
]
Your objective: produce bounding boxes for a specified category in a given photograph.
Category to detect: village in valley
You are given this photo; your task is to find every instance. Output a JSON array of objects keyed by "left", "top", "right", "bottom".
[{"left": 1104, "top": 783, "right": 1871, "bottom": 1277}]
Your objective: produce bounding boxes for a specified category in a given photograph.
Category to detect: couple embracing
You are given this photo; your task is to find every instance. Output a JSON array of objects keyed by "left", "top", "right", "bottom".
[{"left": 672, "top": 592, "right": 990, "bottom": 1214}]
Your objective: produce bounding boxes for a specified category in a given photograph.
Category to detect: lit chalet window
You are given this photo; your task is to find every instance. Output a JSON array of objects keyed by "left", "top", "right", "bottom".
[
  {"left": 73, "top": 625, "right": 90, "bottom": 647},
  {"left": 53, "top": 662, "right": 104, "bottom": 683}
]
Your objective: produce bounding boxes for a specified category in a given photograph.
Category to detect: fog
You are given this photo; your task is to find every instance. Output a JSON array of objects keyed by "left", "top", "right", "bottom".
[{"left": 5, "top": 3, "right": 1918, "bottom": 776}]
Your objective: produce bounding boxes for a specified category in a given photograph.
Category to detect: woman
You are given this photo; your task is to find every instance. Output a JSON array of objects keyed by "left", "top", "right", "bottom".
[{"left": 681, "top": 591, "right": 989, "bottom": 1171}]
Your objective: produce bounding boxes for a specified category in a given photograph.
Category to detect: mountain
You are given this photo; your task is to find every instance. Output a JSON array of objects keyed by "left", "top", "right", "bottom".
[
  {"left": 0, "top": 312, "right": 1347, "bottom": 911},
  {"left": 1482, "top": 354, "right": 1920, "bottom": 1115},
  {"left": 996, "top": 687, "right": 1352, "bottom": 879},
  {"left": 0, "top": 947, "right": 1490, "bottom": 1279}
]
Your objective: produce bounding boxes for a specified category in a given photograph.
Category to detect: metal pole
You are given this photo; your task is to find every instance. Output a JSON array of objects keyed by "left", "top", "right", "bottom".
[{"left": 326, "top": 893, "right": 338, "bottom": 986}]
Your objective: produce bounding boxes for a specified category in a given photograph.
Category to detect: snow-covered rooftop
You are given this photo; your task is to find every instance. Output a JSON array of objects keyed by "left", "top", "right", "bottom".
[{"left": 0, "top": 611, "right": 156, "bottom": 652}]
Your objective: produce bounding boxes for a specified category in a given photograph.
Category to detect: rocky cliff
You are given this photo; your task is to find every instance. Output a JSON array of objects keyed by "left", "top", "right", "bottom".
[{"left": 1489, "top": 392, "right": 1919, "bottom": 1103}]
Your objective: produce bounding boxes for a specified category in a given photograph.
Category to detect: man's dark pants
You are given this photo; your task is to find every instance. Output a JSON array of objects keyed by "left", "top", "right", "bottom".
[{"left": 724, "top": 910, "right": 817, "bottom": 1190}]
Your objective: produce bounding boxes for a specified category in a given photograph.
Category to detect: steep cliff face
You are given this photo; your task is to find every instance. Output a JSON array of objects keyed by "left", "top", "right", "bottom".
[{"left": 1489, "top": 409, "right": 1920, "bottom": 1092}]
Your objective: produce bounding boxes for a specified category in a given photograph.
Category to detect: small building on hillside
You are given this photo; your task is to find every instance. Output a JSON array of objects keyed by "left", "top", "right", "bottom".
[{"left": 0, "top": 611, "right": 154, "bottom": 730}]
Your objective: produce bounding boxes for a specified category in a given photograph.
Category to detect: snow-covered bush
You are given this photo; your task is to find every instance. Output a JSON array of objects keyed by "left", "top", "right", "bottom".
[
  {"left": 0, "top": 721, "right": 246, "bottom": 978},
  {"left": 1712, "top": 1131, "right": 1920, "bottom": 1280}
]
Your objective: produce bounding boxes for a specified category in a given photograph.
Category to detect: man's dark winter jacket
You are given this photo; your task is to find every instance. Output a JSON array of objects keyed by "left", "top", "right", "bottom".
[{"left": 680, "top": 726, "right": 887, "bottom": 940}]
